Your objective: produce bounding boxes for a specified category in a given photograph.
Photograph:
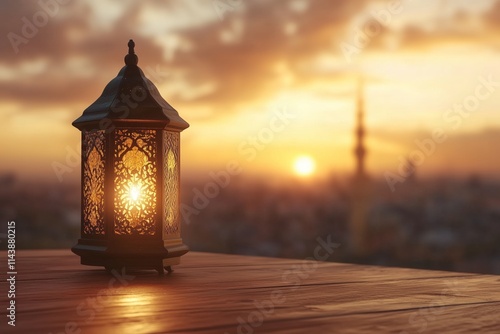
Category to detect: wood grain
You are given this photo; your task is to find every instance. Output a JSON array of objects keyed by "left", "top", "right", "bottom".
[{"left": 0, "top": 250, "right": 499, "bottom": 333}]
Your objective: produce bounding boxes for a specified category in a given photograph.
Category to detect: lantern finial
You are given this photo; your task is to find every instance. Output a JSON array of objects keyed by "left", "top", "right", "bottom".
[{"left": 124, "top": 39, "right": 138, "bottom": 66}]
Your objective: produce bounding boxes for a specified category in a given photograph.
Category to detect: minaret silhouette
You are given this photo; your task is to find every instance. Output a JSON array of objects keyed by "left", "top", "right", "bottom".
[
  {"left": 350, "top": 77, "right": 370, "bottom": 257},
  {"left": 354, "top": 77, "right": 366, "bottom": 179}
]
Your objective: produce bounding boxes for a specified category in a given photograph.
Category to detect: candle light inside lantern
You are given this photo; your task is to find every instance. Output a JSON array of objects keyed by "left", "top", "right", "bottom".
[{"left": 129, "top": 184, "right": 141, "bottom": 202}]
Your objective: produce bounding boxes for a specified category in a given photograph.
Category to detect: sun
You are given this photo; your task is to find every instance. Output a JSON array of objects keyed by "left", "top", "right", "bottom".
[{"left": 293, "top": 156, "right": 316, "bottom": 177}]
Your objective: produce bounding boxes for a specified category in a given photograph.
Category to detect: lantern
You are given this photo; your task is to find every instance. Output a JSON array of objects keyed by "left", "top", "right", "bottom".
[{"left": 71, "top": 40, "right": 189, "bottom": 275}]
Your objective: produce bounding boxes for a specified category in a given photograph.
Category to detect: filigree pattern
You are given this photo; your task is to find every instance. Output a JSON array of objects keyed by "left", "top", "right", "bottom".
[
  {"left": 163, "top": 131, "right": 180, "bottom": 238},
  {"left": 82, "top": 130, "right": 105, "bottom": 235},
  {"left": 114, "top": 129, "right": 157, "bottom": 235}
]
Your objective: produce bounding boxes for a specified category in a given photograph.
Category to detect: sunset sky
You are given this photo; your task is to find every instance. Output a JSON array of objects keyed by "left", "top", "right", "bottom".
[{"left": 1, "top": 0, "right": 500, "bottom": 183}]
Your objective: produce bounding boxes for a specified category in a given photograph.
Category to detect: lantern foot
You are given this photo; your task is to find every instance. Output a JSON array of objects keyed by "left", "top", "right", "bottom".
[
  {"left": 154, "top": 266, "right": 173, "bottom": 275},
  {"left": 156, "top": 266, "right": 165, "bottom": 276}
]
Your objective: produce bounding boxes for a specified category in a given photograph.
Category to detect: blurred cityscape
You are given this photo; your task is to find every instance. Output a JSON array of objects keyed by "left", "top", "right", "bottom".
[
  {"left": 2, "top": 80, "right": 500, "bottom": 275},
  {"left": 1, "top": 171, "right": 500, "bottom": 275},
  {"left": 172, "top": 173, "right": 500, "bottom": 275}
]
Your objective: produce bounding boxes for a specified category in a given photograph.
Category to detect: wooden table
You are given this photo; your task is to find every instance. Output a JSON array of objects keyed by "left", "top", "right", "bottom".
[{"left": 1, "top": 250, "right": 499, "bottom": 333}]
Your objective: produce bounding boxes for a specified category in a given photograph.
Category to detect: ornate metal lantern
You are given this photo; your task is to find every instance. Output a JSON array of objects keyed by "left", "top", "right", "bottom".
[{"left": 71, "top": 40, "right": 189, "bottom": 274}]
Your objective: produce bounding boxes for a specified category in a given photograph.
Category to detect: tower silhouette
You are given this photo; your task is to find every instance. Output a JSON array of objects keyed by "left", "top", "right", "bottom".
[
  {"left": 350, "top": 77, "right": 370, "bottom": 256},
  {"left": 354, "top": 77, "right": 366, "bottom": 179}
]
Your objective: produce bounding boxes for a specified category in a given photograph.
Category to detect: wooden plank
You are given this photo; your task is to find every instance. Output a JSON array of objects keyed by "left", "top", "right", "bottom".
[{"left": 0, "top": 250, "right": 499, "bottom": 333}]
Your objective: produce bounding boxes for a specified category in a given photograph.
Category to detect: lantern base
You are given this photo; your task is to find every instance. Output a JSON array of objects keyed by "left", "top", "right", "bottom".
[
  {"left": 102, "top": 258, "right": 180, "bottom": 276},
  {"left": 71, "top": 238, "right": 189, "bottom": 275}
]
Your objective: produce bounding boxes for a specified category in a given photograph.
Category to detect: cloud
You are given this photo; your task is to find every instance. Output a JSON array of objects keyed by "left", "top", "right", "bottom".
[
  {"left": 358, "top": 0, "right": 496, "bottom": 52},
  {"left": 484, "top": 0, "right": 500, "bottom": 28},
  {"left": 3, "top": 0, "right": 496, "bottom": 119},
  {"left": 369, "top": 127, "right": 500, "bottom": 177},
  {"left": 0, "top": 1, "right": 170, "bottom": 109}
]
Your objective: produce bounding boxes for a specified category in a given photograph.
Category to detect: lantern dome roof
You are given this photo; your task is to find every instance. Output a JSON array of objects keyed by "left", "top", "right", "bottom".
[{"left": 73, "top": 40, "right": 189, "bottom": 131}]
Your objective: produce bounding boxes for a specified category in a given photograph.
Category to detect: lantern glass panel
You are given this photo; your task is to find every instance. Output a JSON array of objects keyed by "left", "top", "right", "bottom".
[
  {"left": 113, "top": 129, "right": 157, "bottom": 235},
  {"left": 163, "top": 130, "right": 180, "bottom": 238},
  {"left": 82, "top": 130, "right": 106, "bottom": 236}
]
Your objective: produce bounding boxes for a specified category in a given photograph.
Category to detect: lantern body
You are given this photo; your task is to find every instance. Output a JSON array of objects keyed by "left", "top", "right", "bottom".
[{"left": 72, "top": 41, "right": 188, "bottom": 274}]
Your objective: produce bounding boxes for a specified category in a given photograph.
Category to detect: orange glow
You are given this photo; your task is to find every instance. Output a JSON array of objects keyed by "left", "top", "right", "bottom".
[{"left": 2, "top": 1, "right": 500, "bottom": 182}]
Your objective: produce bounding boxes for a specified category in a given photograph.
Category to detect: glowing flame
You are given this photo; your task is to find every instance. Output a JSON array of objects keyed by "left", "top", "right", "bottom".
[{"left": 129, "top": 184, "right": 141, "bottom": 202}]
